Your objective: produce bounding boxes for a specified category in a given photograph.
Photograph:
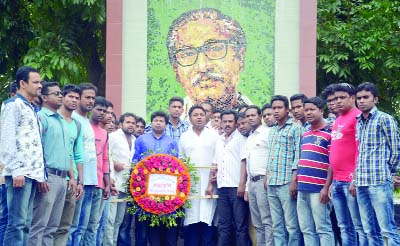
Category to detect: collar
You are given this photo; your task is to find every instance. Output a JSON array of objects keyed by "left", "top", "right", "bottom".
[
  {"left": 151, "top": 131, "right": 165, "bottom": 140},
  {"left": 357, "top": 106, "right": 378, "bottom": 121},
  {"left": 16, "top": 93, "right": 31, "bottom": 106},
  {"left": 168, "top": 118, "right": 184, "bottom": 127},
  {"left": 273, "top": 116, "right": 294, "bottom": 128},
  {"left": 41, "top": 107, "right": 60, "bottom": 117}
]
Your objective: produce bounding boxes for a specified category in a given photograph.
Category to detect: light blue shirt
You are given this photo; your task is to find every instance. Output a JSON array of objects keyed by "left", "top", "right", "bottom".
[
  {"left": 72, "top": 111, "right": 98, "bottom": 185},
  {"left": 38, "top": 107, "right": 71, "bottom": 171}
]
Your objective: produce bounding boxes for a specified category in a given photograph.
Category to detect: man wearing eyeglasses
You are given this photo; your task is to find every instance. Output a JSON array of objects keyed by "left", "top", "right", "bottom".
[{"left": 167, "top": 8, "right": 252, "bottom": 115}]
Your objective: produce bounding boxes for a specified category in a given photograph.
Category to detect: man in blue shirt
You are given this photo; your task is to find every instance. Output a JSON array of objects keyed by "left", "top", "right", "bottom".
[
  {"left": 28, "top": 81, "right": 71, "bottom": 245},
  {"left": 133, "top": 111, "right": 179, "bottom": 246}
]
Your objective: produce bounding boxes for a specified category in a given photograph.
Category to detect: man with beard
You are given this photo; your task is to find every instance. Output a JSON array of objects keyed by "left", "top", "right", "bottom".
[
  {"left": 0, "top": 66, "right": 45, "bottom": 245},
  {"left": 28, "top": 81, "right": 72, "bottom": 245},
  {"left": 68, "top": 83, "right": 99, "bottom": 246},
  {"left": 167, "top": 8, "right": 252, "bottom": 115},
  {"left": 54, "top": 84, "right": 84, "bottom": 246},
  {"left": 237, "top": 112, "right": 251, "bottom": 137},
  {"left": 104, "top": 113, "right": 137, "bottom": 246},
  {"left": 206, "top": 110, "right": 249, "bottom": 246},
  {"left": 180, "top": 106, "right": 219, "bottom": 245}
]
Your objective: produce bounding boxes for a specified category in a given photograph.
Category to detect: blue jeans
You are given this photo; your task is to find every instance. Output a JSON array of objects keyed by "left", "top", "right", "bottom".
[
  {"left": 267, "top": 183, "right": 301, "bottom": 246},
  {"left": 3, "top": 176, "right": 36, "bottom": 246},
  {"left": 96, "top": 197, "right": 110, "bottom": 246},
  {"left": 117, "top": 199, "right": 133, "bottom": 246},
  {"left": 0, "top": 184, "right": 8, "bottom": 244},
  {"left": 357, "top": 181, "right": 400, "bottom": 246},
  {"left": 68, "top": 186, "right": 102, "bottom": 246},
  {"left": 297, "top": 191, "right": 334, "bottom": 246},
  {"left": 184, "top": 222, "right": 215, "bottom": 246},
  {"left": 135, "top": 217, "right": 147, "bottom": 246},
  {"left": 67, "top": 193, "right": 83, "bottom": 246},
  {"left": 217, "top": 187, "right": 249, "bottom": 246},
  {"left": 331, "top": 180, "right": 367, "bottom": 246}
]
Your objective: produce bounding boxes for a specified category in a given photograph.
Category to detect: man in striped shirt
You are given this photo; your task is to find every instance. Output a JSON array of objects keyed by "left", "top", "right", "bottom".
[
  {"left": 355, "top": 82, "right": 400, "bottom": 245},
  {"left": 296, "top": 97, "right": 334, "bottom": 246}
]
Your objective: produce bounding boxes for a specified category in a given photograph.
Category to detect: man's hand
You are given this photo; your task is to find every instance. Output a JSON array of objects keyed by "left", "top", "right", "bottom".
[
  {"left": 205, "top": 183, "right": 214, "bottom": 198},
  {"left": 68, "top": 179, "right": 77, "bottom": 194},
  {"left": 103, "top": 186, "right": 111, "bottom": 200},
  {"left": 394, "top": 176, "right": 400, "bottom": 189},
  {"left": 263, "top": 176, "right": 268, "bottom": 191},
  {"left": 319, "top": 186, "right": 330, "bottom": 204},
  {"left": 13, "top": 176, "right": 25, "bottom": 188},
  {"left": 209, "top": 170, "right": 217, "bottom": 183},
  {"left": 237, "top": 182, "right": 245, "bottom": 198},
  {"left": 37, "top": 182, "right": 50, "bottom": 193},
  {"left": 289, "top": 181, "right": 297, "bottom": 199},
  {"left": 114, "top": 163, "right": 125, "bottom": 172},
  {"left": 244, "top": 191, "right": 249, "bottom": 202},
  {"left": 110, "top": 181, "right": 119, "bottom": 196},
  {"left": 349, "top": 183, "right": 356, "bottom": 197},
  {"left": 76, "top": 184, "right": 84, "bottom": 200}
]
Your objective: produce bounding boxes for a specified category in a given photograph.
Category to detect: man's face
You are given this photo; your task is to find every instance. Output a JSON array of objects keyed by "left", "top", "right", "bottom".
[
  {"left": 121, "top": 116, "right": 136, "bottom": 135},
  {"left": 91, "top": 105, "right": 106, "bottom": 123},
  {"left": 151, "top": 116, "right": 167, "bottom": 134},
  {"left": 335, "top": 91, "right": 354, "bottom": 114},
  {"left": 189, "top": 108, "right": 206, "bottom": 129},
  {"left": 356, "top": 90, "right": 377, "bottom": 114},
  {"left": 245, "top": 108, "right": 261, "bottom": 129},
  {"left": 168, "top": 101, "right": 184, "bottom": 119},
  {"left": 200, "top": 103, "right": 213, "bottom": 122},
  {"left": 237, "top": 117, "right": 251, "bottom": 137},
  {"left": 326, "top": 94, "right": 338, "bottom": 115},
  {"left": 173, "top": 19, "right": 245, "bottom": 108},
  {"left": 304, "top": 103, "right": 323, "bottom": 125},
  {"left": 272, "top": 100, "right": 289, "bottom": 122},
  {"left": 262, "top": 108, "right": 275, "bottom": 127},
  {"left": 42, "top": 86, "right": 63, "bottom": 110},
  {"left": 105, "top": 123, "right": 115, "bottom": 134},
  {"left": 211, "top": 112, "right": 221, "bottom": 128},
  {"left": 135, "top": 122, "right": 145, "bottom": 137},
  {"left": 80, "top": 89, "right": 96, "bottom": 113},
  {"left": 221, "top": 114, "right": 237, "bottom": 136},
  {"left": 63, "top": 92, "right": 80, "bottom": 111},
  {"left": 20, "top": 72, "right": 42, "bottom": 98},
  {"left": 291, "top": 99, "right": 305, "bottom": 122},
  {"left": 102, "top": 106, "right": 114, "bottom": 125}
]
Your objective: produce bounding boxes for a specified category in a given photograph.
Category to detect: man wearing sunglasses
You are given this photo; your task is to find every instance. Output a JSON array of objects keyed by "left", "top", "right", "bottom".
[{"left": 167, "top": 8, "right": 252, "bottom": 115}]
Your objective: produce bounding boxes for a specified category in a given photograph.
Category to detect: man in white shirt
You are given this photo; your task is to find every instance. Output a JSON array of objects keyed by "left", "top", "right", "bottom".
[
  {"left": 180, "top": 105, "right": 219, "bottom": 245},
  {"left": 103, "top": 113, "right": 136, "bottom": 246},
  {"left": 244, "top": 105, "right": 273, "bottom": 246},
  {"left": 206, "top": 110, "right": 249, "bottom": 246}
]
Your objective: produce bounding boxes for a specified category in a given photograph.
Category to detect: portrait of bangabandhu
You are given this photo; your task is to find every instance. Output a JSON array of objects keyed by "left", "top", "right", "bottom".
[{"left": 166, "top": 8, "right": 252, "bottom": 113}]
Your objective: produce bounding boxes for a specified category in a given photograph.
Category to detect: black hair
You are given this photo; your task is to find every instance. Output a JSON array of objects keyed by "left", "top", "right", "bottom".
[
  {"left": 106, "top": 100, "right": 114, "bottom": 108},
  {"left": 271, "top": 95, "right": 289, "bottom": 109},
  {"left": 93, "top": 96, "right": 107, "bottom": 108},
  {"left": 78, "top": 83, "right": 98, "bottom": 94},
  {"left": 238, "top": 112, "right": 246, "bottom": 119},
  {"left": 334, "top": 83, "right": 356, "bottom": 96},
  {"left": 356, "top": 82, "right": 378, "bottom": 97},
  {"left": 168, "top": 96, "right": 184, "bottom": 106},
  {"left": 119, "top": 112, "right": 137, "bottom": 124},
  {"left": 221, "top": 109, "right": 238, "bottom": 122},
  {"left": 111, "top": 112, "right": 118, "bottom": 123},
  {"left": 290, "top": 93, "right": 308, "bottom": 103},
  {"left": 15, "top": 66, "right": 39, "bottom": 89},
  {"left": 136, "top": 117, "right": 146, "bottom": 126},
  {"left": 151, "top": 111, "right": 169, "bottom": 123},
  {"left": 188, "top": 105, "right": 206, "bottom": 117},
  {"left": 304, "top": 97, "right": 325, "bottom": 110},
  {"left": 237, "top": 104, "right": 248, "bottom": 113},
  {"left": 9, "top": 81, "right": 18, "bottom": 94},
  {"left": 320, "top": 84, "right": 337, "bottom": 99},
  {"left": 41, "top": 81, "right": 59, "bottom": 95},
  {"left": 261, "top": 103, "right": 272, "bottom": 112},
  {"left": 245, "top": 105, "right": 261, "bottom": 115},
  {"left": 212, "top": 109, "right": 222, "bottom": 114},
  {"left": 62, "top": 84, "right": 82, "bottom": 97}
]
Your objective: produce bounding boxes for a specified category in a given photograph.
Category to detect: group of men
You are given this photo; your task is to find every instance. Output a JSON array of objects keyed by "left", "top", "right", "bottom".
[{"left": 1, "top": 65, "right": 400, "bottom": 246}]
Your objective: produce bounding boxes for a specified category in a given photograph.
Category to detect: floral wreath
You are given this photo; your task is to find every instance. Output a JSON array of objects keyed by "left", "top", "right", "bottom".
[{"left": 128, "top": 153, "right": 197, "bottom": 227}]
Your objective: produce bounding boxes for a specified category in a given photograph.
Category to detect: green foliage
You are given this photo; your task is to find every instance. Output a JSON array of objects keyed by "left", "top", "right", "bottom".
[
  {"left": 317, "top": 0, "right": 400, "bottom": 116},
  {"left": 0, "top": 0, "right": 105, "bottom": 105},
  {"left": 147, "top": 0, "right": 275, "bottom": 119}
]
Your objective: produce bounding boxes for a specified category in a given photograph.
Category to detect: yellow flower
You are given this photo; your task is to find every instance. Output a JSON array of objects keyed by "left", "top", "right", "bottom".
[
  {"left": 179, "top": 192, "right": 185, "bottom": 198},
  {"left": 133, "top": 169, "right": 138, "bottom": 174},
  {"left": 174, "top": 170, "right": 179, "bottom": 174},
  {"left": 165, "top": 196, "right": 170, "bottom": 200},
  {"left": 151, "top": 168, "right": 156, "bottom": 172},
  {"left": 171, "top": 196, "right": 175, "bottom": 200},
  {"left": 144, "top": 169, "right": 148, "bottom": 174},
  {"left": 135, "top": 187, "right": 141, "bottom": 192},
  {"left": 166, "top": 168, "right": 171, "bottom": 173},
  {"left": 156, "top": 197, "right": 161, "bottom": 202}
]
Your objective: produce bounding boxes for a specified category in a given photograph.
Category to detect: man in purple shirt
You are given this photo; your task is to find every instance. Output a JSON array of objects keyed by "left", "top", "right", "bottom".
[{"left": 132, "top": 111, "right": 179, "bottom": 246}]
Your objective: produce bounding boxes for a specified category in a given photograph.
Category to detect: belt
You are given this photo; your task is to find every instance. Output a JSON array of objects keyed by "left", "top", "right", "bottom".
[
  {"left": 250, "top": 175, "right": 265, "bottom": 182},
  {"left": 46, "top": 167, "right": 68, "bottom": 178}
]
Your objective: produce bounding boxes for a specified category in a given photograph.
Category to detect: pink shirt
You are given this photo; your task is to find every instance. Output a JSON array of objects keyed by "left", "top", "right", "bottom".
[
  {"left": 329, "top": 107, "right": 361, "bottom": 182},
  {"left": 91, "top": 123, "right": 110, "bottom": 189}
]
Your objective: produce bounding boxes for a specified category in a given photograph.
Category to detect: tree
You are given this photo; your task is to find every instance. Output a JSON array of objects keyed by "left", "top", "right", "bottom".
[
  {"left": 317, "top": 0, "right": 400, "bottom": 116},
  {"left": 0, "top": 0, "right": 106, "bottom": 104}
]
